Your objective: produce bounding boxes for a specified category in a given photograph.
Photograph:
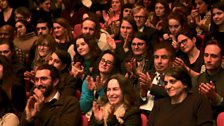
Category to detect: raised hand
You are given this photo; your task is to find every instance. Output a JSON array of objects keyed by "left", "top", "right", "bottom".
[
  {"left": 138, "top": 72, "right": 152, "bottom": 97},
  {"left": 71, "top": 62, "right": 84, "bottom": 79},
  {"left": 92, "top": 101, "right": 104, "bottom": 121},
  {"left": 106, "top": 35, "right": 116, "bottom": 50}
]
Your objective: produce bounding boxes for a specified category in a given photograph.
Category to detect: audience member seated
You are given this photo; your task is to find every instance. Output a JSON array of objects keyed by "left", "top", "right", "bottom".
[
  {"left": 14, "top": 6, "right": 32, "bottom": 22},
  {"left": 48, "top": 49, "right": 77, "bottom": 97},
  {"left": 73, "top": 34, "right": 102, "bottom": 80},
  {"left": 0, "top": 0, "right": 15, "bottom": 27},
  {"left": 19, "top": 64, "right": 81, "bottom": 126},
  {"left": 0, "top": 87, "right": 20, "bottom": 126},
  {"left": 80, "top": 50, "right": 119, "bottom": 114},
  {"left": 0, "top": 55, "right": 26, "bottom": 113},
  {"left": 90, "top": 74, "right": 141, "bottom": 126},
  {"left": 35, "top": 18, "right": 53, "bottom": 36},
  {"left": 138, "top": 41, "right": 175, "bottom": 116},
  {"left": 174, "top": 26, "right": 204, "bottom": 77},
  {"left": 14, "top": 20, "right": 38, "bottom": 69},
  {"left": 193, "top": 40, "right": 224, "bottom": 119},
  {"left": 148, "top": 66, "right": 213, "bottom": 126}
]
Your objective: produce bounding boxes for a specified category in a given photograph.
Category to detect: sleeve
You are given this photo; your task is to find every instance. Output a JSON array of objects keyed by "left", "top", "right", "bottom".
[
  {"left": 195, "top": 95, "right": 213, "bottom": 126},
  {"left": 122, "top": 110, "right": 141, "bottom": 126},
  {"left": 80, "top": 79, "right": 95, "bottom": 113},
  {"left": 60, "top": 73, "right": 77, "bottom": 97},
  {"left": 55, "top": 97, "right": 82, "bottom": 126},
  {"left": 2, "top": 113, "right": 20, "bottom": 126},
  {"left": 150, "top": 84, "right": 168, "bottom": 98},
  {"left": 148, "top": 102, "right": 160, "bottom": 126},
  {"left": 89, "top": 113, "right": 104, "bottom": 126}
]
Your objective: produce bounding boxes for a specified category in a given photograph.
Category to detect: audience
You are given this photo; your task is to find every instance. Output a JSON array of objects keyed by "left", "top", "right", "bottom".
[{"left": 1, "top": 0, "right": 223, "bottom": 125}]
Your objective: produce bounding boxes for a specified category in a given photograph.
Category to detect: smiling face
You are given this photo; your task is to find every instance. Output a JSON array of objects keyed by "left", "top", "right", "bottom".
[
  {"left": 38, "top": 41, "right": 50, "bottom": 57},
  {"left": 98, "top": 53, "right": 114, "bottom": 74},
  {"left": 131, "top": 37, "right": 147, "bottom": 56},
  {"left": 212, "top": 8, "right": 224, "bottom": 26},
  {"left": 164, "top": 75, "right": 187, "bottom": 101},
  {"left": 34, "top": 69, "right": 55, "bottom": 97},
  {"left": 53, "top": 23, "right": 66, "bottom": 38},
  {"left": 76, "top": 38, "right": 90, "bottom": 59},
  {"left": 107, "top": 79, "right": 123, "bottom": 107}
]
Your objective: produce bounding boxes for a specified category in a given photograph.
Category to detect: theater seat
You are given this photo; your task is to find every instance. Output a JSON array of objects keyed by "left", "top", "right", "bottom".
[{"left": 217, "top": 112, "right": 224, "bottom": 126}]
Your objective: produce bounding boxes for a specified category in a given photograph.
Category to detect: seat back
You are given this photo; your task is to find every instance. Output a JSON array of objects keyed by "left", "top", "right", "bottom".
[
  {"left": 81, "top": 114, "right": 88, "bottom": 126},
  {"left": 217, "top": 112, "right": 224, "bottom": 126},
  {"left": 141, "top": 113, "right": 148, "bottom": 126}
]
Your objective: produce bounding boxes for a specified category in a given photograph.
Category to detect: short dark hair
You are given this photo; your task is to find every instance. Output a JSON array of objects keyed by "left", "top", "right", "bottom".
[
  {"left": 36, "top": 64, "right": 60, "bottom": 81},
  {"left": 153, "top": 41, "right": 176, "bottom": 61},
  {"left": 204, "top": 39, "right": 223, "bottom": 56},
  {"left": 36, "top": 18, "right": 53, "bottom": 30},
  {"left": 0, "top": 38, "right": 15, "bottom": 52},
  {"left": 165, "top": 66, "right": 192, "bottom": 91}
]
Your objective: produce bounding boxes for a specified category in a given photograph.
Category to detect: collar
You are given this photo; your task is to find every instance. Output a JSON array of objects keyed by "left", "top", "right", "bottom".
[
  {"left": 45, "top": 91, "right": 60, "bottom": 103},
  {"left": 139, "top": 26, "right": 144, "bottom": 32}
]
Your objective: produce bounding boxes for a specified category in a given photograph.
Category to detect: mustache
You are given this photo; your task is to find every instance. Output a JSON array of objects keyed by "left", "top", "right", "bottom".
[{"left": 35, "top": 85, "right": 46, "bottom": 89}]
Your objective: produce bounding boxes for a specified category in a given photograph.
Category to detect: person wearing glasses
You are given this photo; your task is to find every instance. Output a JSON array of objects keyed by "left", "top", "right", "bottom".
[
  {"left": 132, "top": 5, "right": 159, "bottom": 46},
  {"left": 122, "top": 32, "right": 153, "bottom": 89},
  {"left": 174, "top": 26, "right": 203, "bottom": 77},
  {"left": 80, "top": 50, "right": 118, "bottom": 114},
  {"left": 148, "top": 66, "right": 213, "bottom": 126}
]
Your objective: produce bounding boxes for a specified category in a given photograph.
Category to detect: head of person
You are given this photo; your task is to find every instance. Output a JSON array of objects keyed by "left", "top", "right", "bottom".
[
  {"left": 34, "top": 64, "right": 60, "bottom": 97},
  {"left": 204, "top": 39, "right": 223, "bottom": 74},
  {"left": 81, "top": 17, "right": 100, "bottom": 39},
  {"left": 194, "top": 0, "right": 211, "bottom": 14},
  {"left": 131, "top": 32, "right": 149, "bottom": 56},
  {"left": 0, "top": 38, "right": 15, "bottom": 61},
  {"left": 14, "top": 6, "right": 31, "bottom": 22},
  {"left": 104, "top": 74, "right": 138, "bottom": 108},
  {"left": 121, "top": 3, "right": 133, "bottom": 18},
  {"left": 154, "top": 0, "right": 170, "bottom": 18},
  {"left": 120, "top": 16, "right": 138, "bottom": 40},
  {"left": 167, "top": 12, "right": 187, "bottom": 36},
  {"left": 153, "top": 41, "right": 175, "bottom": 73},
  {"left": 98, "top": 50, "right": 117, "bottom": 75},
  {"left": 111, "top": 0, "right": 122, "bottom": 12},
  {"left": 53, "top": 17, "right": 73, "bottom": 41},
  {"left": 35, "top": 34, "right": 56, "bottom": 61},
  {"left": 0, "top": 0, "right": 11, "bottom": 10},
  {"left": 142, "top": 0, "right": 153, "bottom": 9},
  {"left": 15, "top": 20, "right": 34, "bottom": 37},
  {"left": 36, "top": 18, "right": 53, "bottom": 36},
  {"left": 211, "top": 2, "right": 224, "bottom": 33},
  {"left": 39, "top": 0, "right": 51, "bottom": 12},
  {"left": 74, "top": 34, "right": 101, "bottom": 61},
  {"left": 48, "top": 49, "right": 71, "bottom": 73},
  {"left": 164, "top": 66, "right": 192, "bottom": 103},
  {"left": 0, "top": 25, "right": 15, "bottom": 40},
  {"left": 132, "top": 5, "right": 148, "bottom": 28},
  {"left": 176, "top": 26, "right": 197, "bottom": 54}
]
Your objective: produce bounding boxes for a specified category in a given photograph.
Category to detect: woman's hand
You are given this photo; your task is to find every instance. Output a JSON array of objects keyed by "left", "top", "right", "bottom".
[
  {"left": 71, "top": 62, "right": 84, "bottom": 79},
  {"left": 92, "top": 101, "right": 104, "bottom": 122},
  {"left": 106, "top": 35, "right": 116, "bottom": 50}
]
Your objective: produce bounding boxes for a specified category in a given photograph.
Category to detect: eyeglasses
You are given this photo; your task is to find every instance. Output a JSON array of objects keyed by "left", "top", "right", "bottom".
[
  {"left": 131, "top": 43, "right": 145, "bottom": 47},
  {"left": 134, "top": 16, "right": 146, "bottom": 19},
  {"left": 0, "top": 50, "right": 10, "bottom": 55},
  {"left": 178, "top": 38, "right": 188, "bottom": 46},
  {"left": 100, "top": 58, "right": 113, "bottom": 65}
]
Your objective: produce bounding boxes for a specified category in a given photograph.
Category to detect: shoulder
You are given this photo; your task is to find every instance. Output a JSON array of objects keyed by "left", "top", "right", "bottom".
[{"left": 1, "top": 113, "right": 19, "bottom": 126}]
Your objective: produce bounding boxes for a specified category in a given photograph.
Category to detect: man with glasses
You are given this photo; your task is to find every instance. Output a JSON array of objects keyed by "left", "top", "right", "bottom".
[
  {"left": 132, "top": 5, "right": 159, "bottom": 46},
  {"left": 20, "top": 64, "right": 81, "bottom": 126}
]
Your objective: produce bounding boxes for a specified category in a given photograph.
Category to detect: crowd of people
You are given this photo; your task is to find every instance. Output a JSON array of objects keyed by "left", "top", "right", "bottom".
[{"left": 0, "top": 0, "right": 224, "bottom": 125}]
